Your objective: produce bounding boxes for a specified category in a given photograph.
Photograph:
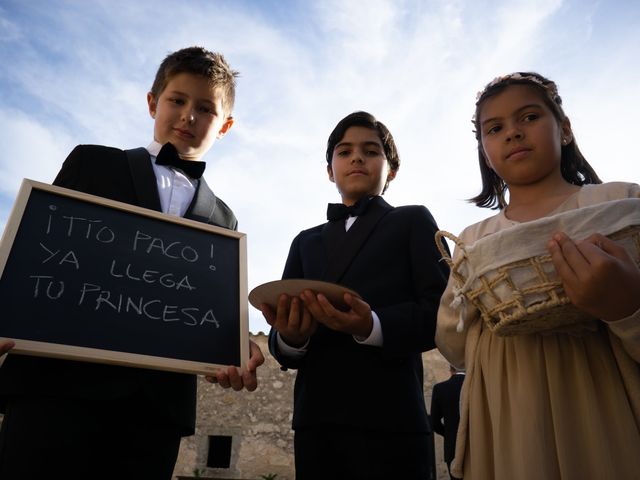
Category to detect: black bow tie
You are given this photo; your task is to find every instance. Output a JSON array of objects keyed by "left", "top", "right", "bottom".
[
  {"left": 155, "top": 142, "right": 206, "bottom": 179},
  {"left": 327, "top": 196, "right": 373, "bottom": 221}
]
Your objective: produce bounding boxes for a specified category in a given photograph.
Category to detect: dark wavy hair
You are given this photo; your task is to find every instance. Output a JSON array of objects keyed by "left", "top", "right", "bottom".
[
  {"left": 326, "top": 111, "right": 400, "bottom": 193},
  {"left": 470, "top": 72, "right": 601, "bottom": 209}
]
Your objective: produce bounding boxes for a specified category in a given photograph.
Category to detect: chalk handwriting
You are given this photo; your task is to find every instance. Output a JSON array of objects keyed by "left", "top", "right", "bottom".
[
  {"left": 51, "top": 214, "right": 116, "bottom": 243},
  {"left": 108, "top": 260, "right": 196, "bottom": 291},
  {"left": 77, "top": 283, "right": 219, "bottom": 327},
  {"left": 30, "top": 275, "right": 65, "bottom": 299},
  {"left": 132, "top": 230, "right": 199, "bottom": 262},
  {"left": 14, "top": 197, "right": 231, "bottom": 334},
  {"left": 39, "top": 243, "right": 80, "bottom": 269}
]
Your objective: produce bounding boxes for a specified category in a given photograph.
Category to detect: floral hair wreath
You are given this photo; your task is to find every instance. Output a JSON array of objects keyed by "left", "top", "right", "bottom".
[{"left": 472, "top": 72, "right": 560, "bottom": 124}]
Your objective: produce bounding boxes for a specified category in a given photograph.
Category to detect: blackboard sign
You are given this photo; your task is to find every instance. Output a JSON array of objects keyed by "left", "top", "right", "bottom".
[{"left": 0, "top": 180, "right": 248, "bottom": 375}]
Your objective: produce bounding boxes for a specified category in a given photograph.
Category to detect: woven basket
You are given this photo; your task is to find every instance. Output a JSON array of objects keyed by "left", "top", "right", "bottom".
[{"left": 436, "top": 199, "right": 640, "bottom": 336}]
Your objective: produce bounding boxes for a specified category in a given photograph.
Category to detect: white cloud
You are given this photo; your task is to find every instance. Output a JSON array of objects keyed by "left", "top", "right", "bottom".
[
  {"left": 0, "top": 109, "right": 73, "bottom": 192},
  {"left": 1, "top": 0, "right": 639, "bottom": 333},
  {"left": 0, "top": 11, "right": 22, "bottom": 42}
]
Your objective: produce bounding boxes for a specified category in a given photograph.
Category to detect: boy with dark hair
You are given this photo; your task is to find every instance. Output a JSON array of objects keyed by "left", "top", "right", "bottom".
[
  {"left": 0, "top": 46, "right": 264, "bottom": 479},
  {"left": 263, "top": 111, "right": 449, "bottom": 479}
]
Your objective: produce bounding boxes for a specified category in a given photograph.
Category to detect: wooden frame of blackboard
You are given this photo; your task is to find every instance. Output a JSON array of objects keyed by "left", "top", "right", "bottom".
[{"left": 0, "top": 179, "right": 248, "bottom": 375}]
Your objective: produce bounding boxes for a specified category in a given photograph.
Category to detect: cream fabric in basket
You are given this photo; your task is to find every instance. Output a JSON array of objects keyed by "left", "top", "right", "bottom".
[
  {"left": 448, "top": 198, "right": 640, "bottom": 335},
  {"left": 461, "top": 198, "right": 640, "bottom": 283}
]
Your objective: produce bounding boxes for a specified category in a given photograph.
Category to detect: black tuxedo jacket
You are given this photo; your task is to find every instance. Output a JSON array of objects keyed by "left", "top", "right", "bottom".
[
  {"left": 430, "top": 373, "right": 465, "bottom": 463},
  {"left": 0, "top": 144, "right": 237, "bottom": 435},
  {"left": 269, "top": 196, "right": 449, "bottom": 433}
]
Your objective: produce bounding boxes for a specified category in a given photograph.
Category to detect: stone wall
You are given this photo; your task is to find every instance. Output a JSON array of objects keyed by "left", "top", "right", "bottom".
[
  {"left": 0, "top": 334, "right": 453, "bottom": 479},
  {"left": 173, "top": 333, "right": 453, "bottom": 480}
]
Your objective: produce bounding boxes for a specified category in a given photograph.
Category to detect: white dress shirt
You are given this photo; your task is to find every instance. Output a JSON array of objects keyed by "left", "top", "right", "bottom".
[{"left": 146, "top": 141, "right": 198, "bottom": 217}]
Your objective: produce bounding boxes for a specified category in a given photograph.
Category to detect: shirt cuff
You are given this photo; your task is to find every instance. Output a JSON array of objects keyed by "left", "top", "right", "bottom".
[
  {"left": 276, "top": 332, "right": 309, "bottom": 359},
  {"left": 353, "top": 311, "right": 383, "bottom": 346}
]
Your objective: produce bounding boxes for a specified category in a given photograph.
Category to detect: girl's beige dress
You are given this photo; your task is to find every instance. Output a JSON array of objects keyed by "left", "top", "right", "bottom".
[{"left": 436, "top": 182, "right": 640, "bottom": 480}]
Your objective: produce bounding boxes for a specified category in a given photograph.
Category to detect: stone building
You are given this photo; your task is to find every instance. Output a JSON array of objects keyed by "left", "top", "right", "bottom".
[
  {"left": 172, "top": 333, "right": 453, "bottom": 480},
  {"left": 0, "top": 333, "right": 453, "bottom": 479}
]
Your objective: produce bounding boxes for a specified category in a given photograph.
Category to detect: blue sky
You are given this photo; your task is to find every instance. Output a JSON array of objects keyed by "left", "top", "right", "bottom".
[{"left": 1, "top": 0, "right": 639, "bottom": 333}]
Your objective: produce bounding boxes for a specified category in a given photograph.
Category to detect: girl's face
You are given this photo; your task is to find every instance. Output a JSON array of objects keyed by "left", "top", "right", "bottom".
[
  {"left": 327, "top": 126, "right": 395, "bottom": 205},
  {"left": 478, "top": 84, "right": 572, "bottom": 189}
]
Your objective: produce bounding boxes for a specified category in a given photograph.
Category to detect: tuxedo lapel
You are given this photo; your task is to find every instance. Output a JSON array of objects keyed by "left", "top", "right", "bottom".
[
  {"left": 125, "top": 148, "right": 162, "bottom": 212},
  {"left": 125, "top": 149, "right": 234, "bottom": 229},
  {"left": 321, "top": 196, "right": 392, "bottom": 283},
  {"left": 321, "top": 220, "right": 347, "bottom": 278},
  {"left": 185, "top": 178, "right": 216, "bottom": 223}
]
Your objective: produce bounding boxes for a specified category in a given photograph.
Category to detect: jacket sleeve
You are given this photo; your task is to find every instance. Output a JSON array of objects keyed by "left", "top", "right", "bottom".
[
  {"left": 375, "top": 206, "right": 450, "bottom": 355},
  {"left": 268, "top": 234, "right": 307, "bottom": 369},
  {"left": 53, "top": 145, "right": 91, "bottom": 189}
]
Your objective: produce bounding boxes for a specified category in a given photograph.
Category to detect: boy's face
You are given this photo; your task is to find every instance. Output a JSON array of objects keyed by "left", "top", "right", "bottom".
[
  {"left": 147, "top": 72, "right": 233, "bottom": 161},
  {"left": 327, "top": 126, "right": 396, "bottom": 206}
]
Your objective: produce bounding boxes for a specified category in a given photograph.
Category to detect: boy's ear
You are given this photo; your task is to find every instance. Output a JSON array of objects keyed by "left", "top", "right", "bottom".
[
  {"left": 147, "top": 92, "right": 157, "bottom": 119},
  {"left": 216, "top": 117, "right": 234, "bottom": 139},
  {"left": 327, "top": 164, "right": 335, "bottom": 183},
  {"left": 387, "top": 169, "right": 397, "bottom": 183}
]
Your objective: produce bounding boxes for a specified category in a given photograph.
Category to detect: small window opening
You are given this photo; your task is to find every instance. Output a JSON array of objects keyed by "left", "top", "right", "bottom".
[{"left": 207, "top": 435, "right": 232, "bottom": 468}]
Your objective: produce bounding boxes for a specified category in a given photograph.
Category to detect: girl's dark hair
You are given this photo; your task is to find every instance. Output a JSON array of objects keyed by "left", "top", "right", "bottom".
[{"left": 470, "top": 72, "right": 601, "bottom": 209}]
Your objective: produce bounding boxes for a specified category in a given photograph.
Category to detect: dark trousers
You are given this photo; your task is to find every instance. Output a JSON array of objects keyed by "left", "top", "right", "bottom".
[
  {"left": 294, "top": 425, "right": 430, "bottom": 480},
  {"left": 0, "top": 394, "right": 182, "bottom": 480}
]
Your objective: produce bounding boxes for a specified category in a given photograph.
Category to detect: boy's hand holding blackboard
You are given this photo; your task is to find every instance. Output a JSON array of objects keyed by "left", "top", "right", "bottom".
[
  {"left": 0, "top": 340, "right": 15, "bottom": 356},
  {"left": 205, "top": 340, "right": 264, "bottom": 391}
]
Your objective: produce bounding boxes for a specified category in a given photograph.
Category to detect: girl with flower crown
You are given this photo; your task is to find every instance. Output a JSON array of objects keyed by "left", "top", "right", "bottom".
[{"left": 436, "top": 72, "right": 640, "bottom": 479}]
